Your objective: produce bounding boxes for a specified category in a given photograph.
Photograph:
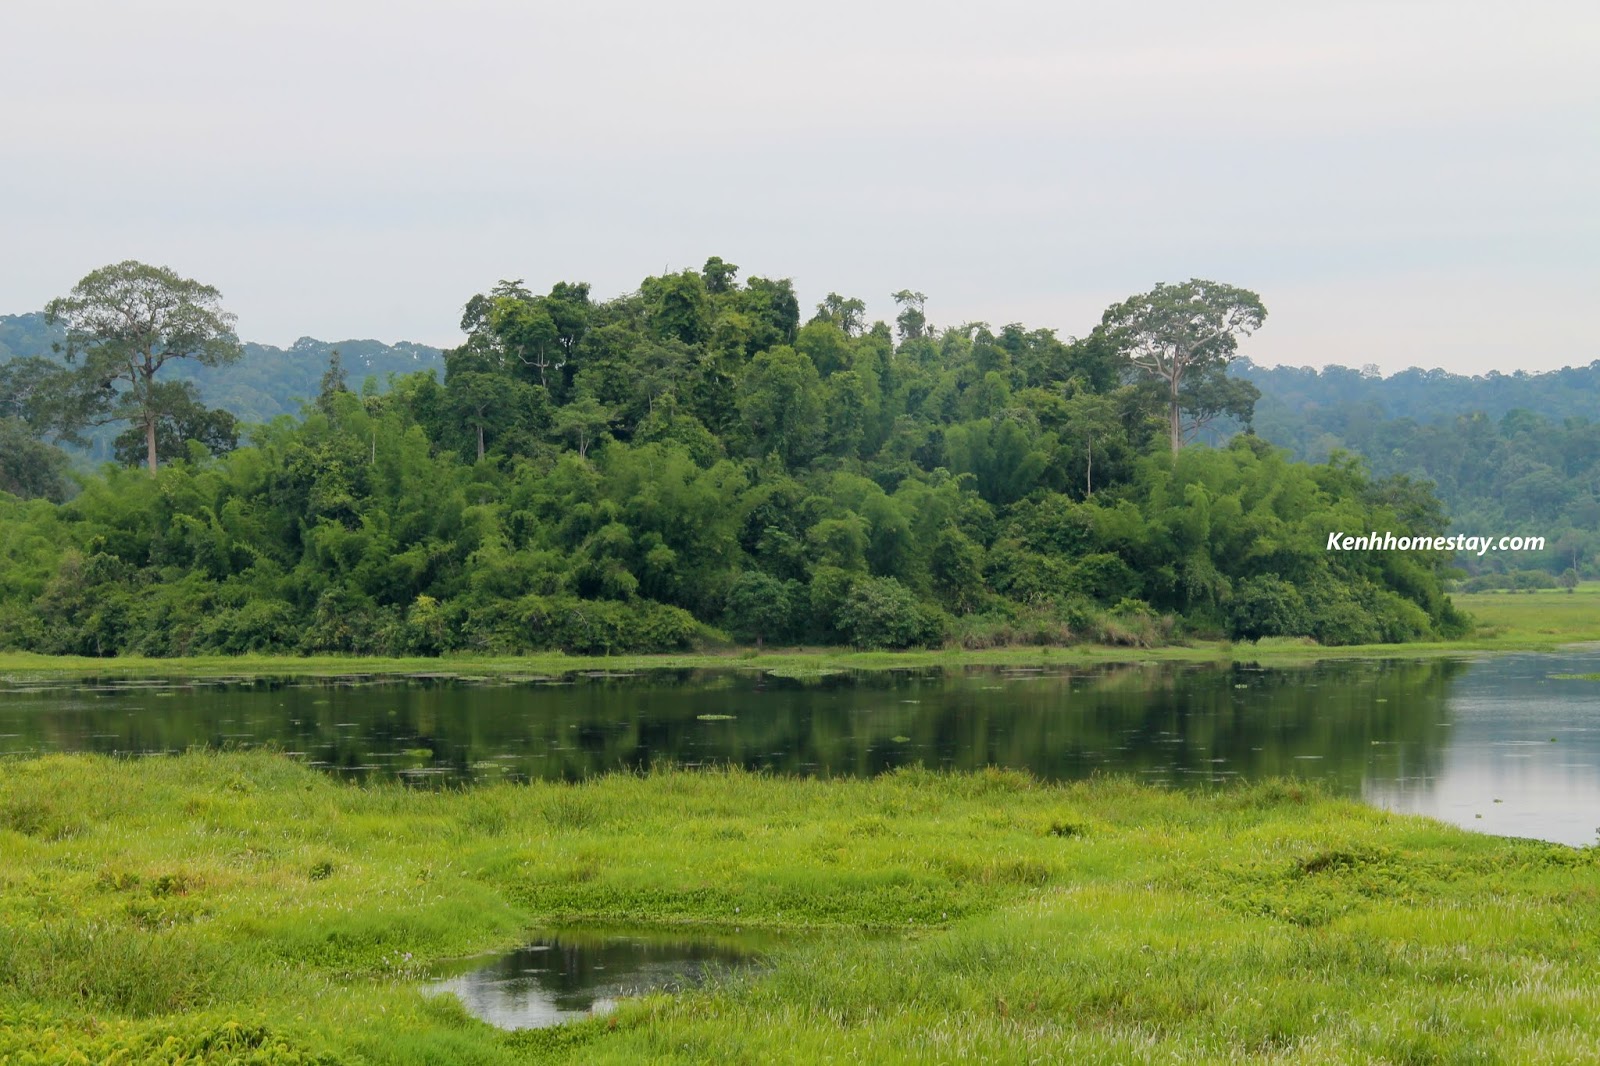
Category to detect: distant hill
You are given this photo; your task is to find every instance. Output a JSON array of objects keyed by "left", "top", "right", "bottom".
[
  {"left": 0, "top": 312, "right": 444, "bottom": 460},
  {"left": 1232, "top": 358, "right": 1600, "bottom": 578},
  {"left": 1235, "top": 358, "right": 1600, "bottom": 459}
]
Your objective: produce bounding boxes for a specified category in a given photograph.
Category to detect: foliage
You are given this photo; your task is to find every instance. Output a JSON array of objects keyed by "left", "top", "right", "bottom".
[
  {"left": 0, "top": 264, "right": 1464, "bottom": 655},
  {"left": 1100, "top": 279, "right": 1267, "bottom": 452},
  {"left": 43, "top": 261, "right": 244, "bottom": 473},
  {"left": 0, "top": 418, "right": 71, "bottom": 501},
  {"left": 1236, "top": 359, "right": 1600, "bottom": 578}
]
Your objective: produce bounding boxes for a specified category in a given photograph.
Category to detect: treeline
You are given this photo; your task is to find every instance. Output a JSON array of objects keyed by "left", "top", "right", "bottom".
[
  {"left": 1237, "top": 361, "right": 1600, "bottom": 577},
  {"left": 0, "top": 260, "right": 1467, "bottom": 655}
]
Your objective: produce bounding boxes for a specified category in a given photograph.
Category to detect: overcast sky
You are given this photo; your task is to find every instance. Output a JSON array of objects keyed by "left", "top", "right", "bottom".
[{"left": 4, "top": 0, "right": 1595, "bottom": 374}]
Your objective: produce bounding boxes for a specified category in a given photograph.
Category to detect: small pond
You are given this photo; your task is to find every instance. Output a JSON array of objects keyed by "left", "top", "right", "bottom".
[{"left": 426, "top": 927, "right": 771, "bottom": 1030}]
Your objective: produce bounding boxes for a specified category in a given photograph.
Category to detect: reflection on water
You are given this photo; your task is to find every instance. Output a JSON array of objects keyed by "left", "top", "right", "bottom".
[
  {"left": 426, "top": 927, "right": 768, "bottom": 1030},
  {"left": 2, "top": 651, "right": 1599, "bottom": 845}
]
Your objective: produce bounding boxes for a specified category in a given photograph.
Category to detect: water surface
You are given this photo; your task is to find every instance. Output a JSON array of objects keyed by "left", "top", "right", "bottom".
[
  {"left": 426, "top": 927, "right": 769, "bottom": 1030},
  {"left": 4, "top": 651, "right": 1598, "bottom": 844}
]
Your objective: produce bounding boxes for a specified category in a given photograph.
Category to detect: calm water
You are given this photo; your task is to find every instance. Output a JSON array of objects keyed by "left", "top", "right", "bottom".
[
  {"left": 3, "top": 651, "right": 1598, "bottom": 844},
  {"left": 426, "top": 927, "right": 770, "bottom": 1030}
]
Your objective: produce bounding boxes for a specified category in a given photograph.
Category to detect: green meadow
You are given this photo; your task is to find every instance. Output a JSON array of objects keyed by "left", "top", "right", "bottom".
[{"left": 3, "top": 752, "right": 1599, "bottom": 1063}]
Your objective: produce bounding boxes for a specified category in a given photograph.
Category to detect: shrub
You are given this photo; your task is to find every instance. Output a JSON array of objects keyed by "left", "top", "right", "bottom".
[
  {"left": 1230, "top": 575, "right": 1312, "bottom": 641},
  {"left": 836, "top": 576, "right": 946, "bottom": 649}
]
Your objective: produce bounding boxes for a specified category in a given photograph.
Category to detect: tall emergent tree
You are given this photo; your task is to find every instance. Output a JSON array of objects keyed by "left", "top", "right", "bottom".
[
  {"left": 1100, "top": 279, "right": 1266, "bottom": 453},
  {"left": 44, "top": 261, "right": 243, "bottom": 472}
]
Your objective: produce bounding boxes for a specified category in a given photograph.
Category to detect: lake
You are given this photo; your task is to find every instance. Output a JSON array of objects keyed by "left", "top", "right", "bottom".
[{"left": 3, "top": 650, "right": 1597, "bottom": 845}]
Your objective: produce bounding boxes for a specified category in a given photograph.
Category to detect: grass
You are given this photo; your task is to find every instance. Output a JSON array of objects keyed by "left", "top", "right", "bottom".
[
  {"left": 3, "top": 752, "right": 1599, "bottom": 1062},
  {"left": 1454, "top": 583, "right": 1600, "bottom": 645},
  {"left": 2, "top": 584, "right": 1596, "bottom": 684}
]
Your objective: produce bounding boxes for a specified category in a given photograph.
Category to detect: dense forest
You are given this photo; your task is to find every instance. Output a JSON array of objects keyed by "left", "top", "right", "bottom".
[
  {"left": 1235, "top": 361, "right": 1600, "bottom": 582},
  {"left": 0, "top": 260, "right": 1470, "bottom": 655}
]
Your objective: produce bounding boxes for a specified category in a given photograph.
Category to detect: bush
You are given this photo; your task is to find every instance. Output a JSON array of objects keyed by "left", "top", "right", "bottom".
[
  {"left": 724, "top": 570, "right": 796, "bottom": 645},
  {"left": 194, "top": 600, "right": 302, "bottom": 654},
  {"left": 835, "top": 576, "right": 947, "bottom": 649},
  {"left": 1231, "top": 575, "right": 1312, "bottom": 641}
]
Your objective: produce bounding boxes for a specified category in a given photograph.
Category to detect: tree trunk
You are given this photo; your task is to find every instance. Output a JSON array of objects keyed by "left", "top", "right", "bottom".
[
  {"left": 142, "top": 359, "right": 159, "bottom": 473},
  {"left": 1085, "top": 433, "right": 1093, "bottom": 497},
  {"left": 1168, "top": 378, "right": 1182, "bottom": 453},
  {"left": 476, "top": 424, "right": 485, "bottom": 462}
]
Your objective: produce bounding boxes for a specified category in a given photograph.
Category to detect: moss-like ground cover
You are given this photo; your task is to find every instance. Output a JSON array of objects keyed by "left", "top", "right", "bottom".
[{"left": 2, "top": 752, "right": 1598, "bottom": 1063}]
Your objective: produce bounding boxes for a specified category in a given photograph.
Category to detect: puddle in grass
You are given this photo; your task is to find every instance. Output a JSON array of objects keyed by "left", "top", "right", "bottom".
[{"left": 426, "top": 927, "right": 774, "bottom": 1030}]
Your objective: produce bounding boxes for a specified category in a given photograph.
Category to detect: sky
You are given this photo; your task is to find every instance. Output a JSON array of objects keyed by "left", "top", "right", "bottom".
[{"left": 3, "top": 0, "right": 1595, "bottom": 374}]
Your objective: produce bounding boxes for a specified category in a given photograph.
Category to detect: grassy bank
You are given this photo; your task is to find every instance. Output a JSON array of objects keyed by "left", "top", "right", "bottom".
[
  {"left": 2, "top": 586, "right": 1596, "bottom": 682},
  {"left": 2, "top": 752, "right": 1598, "bottom": 1062}
]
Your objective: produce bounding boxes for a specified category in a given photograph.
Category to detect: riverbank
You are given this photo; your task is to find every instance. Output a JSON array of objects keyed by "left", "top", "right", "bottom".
[
  {"left": 2, "top": 752, "right": 1597, "bottom": 1062},
  {"left": 1, "top": 589, "right": 1594, "bottom": 682}
]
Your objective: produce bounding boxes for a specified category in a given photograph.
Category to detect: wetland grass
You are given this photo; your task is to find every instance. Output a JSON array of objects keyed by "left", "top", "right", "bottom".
[{"left": 2, "top": 752, "right": 1598, "bottom": 1062}]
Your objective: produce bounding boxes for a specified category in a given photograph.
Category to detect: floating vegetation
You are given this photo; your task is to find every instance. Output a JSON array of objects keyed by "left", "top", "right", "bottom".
[{"left": 697, "top": 714, "right": 736, "bottom": 721}]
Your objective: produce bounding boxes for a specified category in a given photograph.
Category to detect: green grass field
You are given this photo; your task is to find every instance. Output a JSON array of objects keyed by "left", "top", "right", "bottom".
[
  {"left": 2, "top": 584, "right": 1595, "bottom": 683},
  {"left": 3, "top": 753, "right": 1599, "bottom": 1063}
]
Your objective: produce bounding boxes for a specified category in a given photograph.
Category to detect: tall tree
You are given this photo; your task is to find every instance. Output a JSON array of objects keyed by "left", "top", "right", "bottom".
[
  {"left": 812, "top": 292, "right": 867, "bottom": 337},
  {"left": 891, "top": 290, "right": 928, "bottom": 341},
  {"left": 110, "top": 381, "right": 238, "bottom": 467},
  {"left": 1100, "top": 279, "right": 1266, "bottom": 453},
  {"left": 45, "top": 261, "right": 243, "bottom": 472},
  {"left": 702, "top": 256, "right": 739, "bottom": 295}
]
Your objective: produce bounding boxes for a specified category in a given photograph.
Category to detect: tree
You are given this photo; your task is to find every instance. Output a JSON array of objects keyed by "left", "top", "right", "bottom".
[
  {"left": 552, "top": 395, "right": 615, "bottom": 459},
  {"left": 1100, "top": 279, "right": 1266, "bottom": 453},
  {"left": 1179, "top": 363, "right": 1261, "bottom": 444},
  {"left": 724, "top": 570, "right": 793, "bottom": 646},
  {"left": 892, "top": 290, "right": 928, "bottom": 341},
  {"left": 736, "top": 347, "right": 824, "bottom": 465},
  {"left": 317, "top": 349, "right": 349, "bottom": 414},
  {"left": 0, "top": 356, "right": 109, "bottom": 445},
  {"left": 110, "top": 381, "right": 238, "bottom": 466},
  {"left": 0, "top": 417, "right": 71, "bottom": 501},
  {"left": 492, "top": 296, "right": 561, "bottom": 386},
  {"left": 702, "top": 256, "right": 739, "bottom": 295},
  {"left": 45, "top": 261, "right": 243, "bottom": 472},
  {"left": 812, "top": 292, "right": 866, "bottom": 337}
]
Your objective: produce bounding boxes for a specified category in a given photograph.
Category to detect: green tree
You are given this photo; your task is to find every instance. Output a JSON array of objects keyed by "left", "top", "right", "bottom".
[
  {"left": 0, "top": 418, "right": 71, "bottom": 501},
  {"left": 724, "top": 570, "right": 793, "bottom": 646},
  {"left": 109, "top": 381, "right": 238, "bottom": 466},
  {"left": 702, "top": 256, "right": 739, "bottom": 294},
  {"left": 892, "top": 290, "right": 928, "bottom": 341},
  {"left": 45, "top": 261, "right": 243, "bottom": 472},
  {"left": 316, "top": 350, "right": 349, "bottom": 414},
  {"left": 1100, "top": 279, "right": 1266, "bottom": 453},
  {"left": 0, "top": 356, "right": 107, "bottom": 445},
  {"left": 736, "top": 347, "right": 824, "bottom": 465},
  {"left": 552, "top": 395, "right": 615, "bottom": 459},
  {"left": 812, "top": 293, "right": 867, "bottom": 337}
]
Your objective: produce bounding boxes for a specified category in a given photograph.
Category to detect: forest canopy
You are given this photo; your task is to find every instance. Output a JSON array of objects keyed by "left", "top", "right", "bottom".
[{"left": 0, "top": 260, "right": 1469, "bottom": 655}]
